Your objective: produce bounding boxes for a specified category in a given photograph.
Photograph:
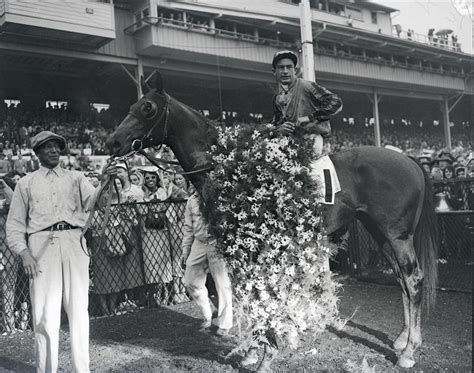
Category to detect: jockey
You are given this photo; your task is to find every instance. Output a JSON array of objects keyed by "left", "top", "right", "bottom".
[{"left": 270, "top": 50, "right": 343, "bottom": 155}]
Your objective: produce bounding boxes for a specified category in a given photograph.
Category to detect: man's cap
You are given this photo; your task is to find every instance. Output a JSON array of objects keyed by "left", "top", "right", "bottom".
[
  {"left": 437, "top": 150, "right": 455, "bottom": 163},
  {"left": 272, "top": 50, "right": 298, "bottom": 69},
  {"left": 31, "top": 131, "right": 66, "bottom": 152},
  {"left": 418, "top": 156, "right": 431, "bottom": 165},
  {"left": 455, "top": 166, "right": 466, "bottom": 175}
]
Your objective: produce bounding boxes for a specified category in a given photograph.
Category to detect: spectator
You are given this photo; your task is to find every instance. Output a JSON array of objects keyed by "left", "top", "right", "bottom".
[
  {"left": 129, "top": 169, "right": 144, "bottom": 187},
  {"left": 395, "top": 24, "right": 402, "bottom": 37},
  {"left": 140, "top": 169, "right": 174, "bottom": 306},
  {"left": 455, "top": 166, "right": 466, "bottom": 178},
  {"left": 428, "top": 28, "right": 435, "bottom": 43},
  {"left": 5, "top": 154, "right": 14, "bottom": 172},
  {"left": 0, "top": 153, "right": 12, "bottom": 175},
  {"left": 13, "top": 153, "right": 26, "bottom": 174},
  {"left": 443, "top": 165, "right": 455, "bottom": 179},
  {"left": 20, "top": 143, "right": 32, "bottom": 156},
  {"left": 25, "top": 154, "right": 40, "bottom": 173},
  {"left": 418, "top": 156, "right": 431, "bottom": 175},
  {"left": 161, "top": 169, "right": 188, "bottom": 200},
  {"left": 346, "top": 14, "right": 353, "bottom": 27}
]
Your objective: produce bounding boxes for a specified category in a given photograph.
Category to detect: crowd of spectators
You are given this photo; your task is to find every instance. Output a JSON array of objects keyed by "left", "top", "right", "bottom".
[{"left": 0, "top": 101, "right": 119, "bottom": 159}]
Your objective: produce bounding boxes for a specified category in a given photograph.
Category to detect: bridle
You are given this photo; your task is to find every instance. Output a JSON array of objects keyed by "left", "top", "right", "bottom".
[
  {"left": 129, "top": 91, "right": 171, "bottom": 155},
  {"left": 81, "top": 90, "right": 212, "bottom": 256},
  {"left": 113, "top": 91, "right": 212, "bottom": 176}
]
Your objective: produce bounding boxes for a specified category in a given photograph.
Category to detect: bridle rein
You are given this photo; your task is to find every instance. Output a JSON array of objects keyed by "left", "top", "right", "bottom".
[{"left": 80, "top": 90, "right": 212, "bottom": 256}]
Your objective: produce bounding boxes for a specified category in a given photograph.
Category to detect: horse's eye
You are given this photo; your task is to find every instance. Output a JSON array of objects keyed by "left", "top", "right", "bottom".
[{"left": 140, "top": 100, "right": 158, "bottom": 119}]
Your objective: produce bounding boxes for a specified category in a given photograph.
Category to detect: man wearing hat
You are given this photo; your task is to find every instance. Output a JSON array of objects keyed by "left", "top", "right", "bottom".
[
  {"left": 270, "top": 50, "right": 343, "bottom": 155},
  {"left": 6, "top": 131, "right": 116, "bottom": 372},
  {"left": 418, "top": 156, "right": 432, "bottom": 175}
]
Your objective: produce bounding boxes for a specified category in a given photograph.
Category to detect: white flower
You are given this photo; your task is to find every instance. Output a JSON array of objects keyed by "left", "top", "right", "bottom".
[
  {"left": 285, "top": 265, "right": 295, "bottom": 276},
  {"left": 236, "top": 210, "right": 248, "bottom": 221}
]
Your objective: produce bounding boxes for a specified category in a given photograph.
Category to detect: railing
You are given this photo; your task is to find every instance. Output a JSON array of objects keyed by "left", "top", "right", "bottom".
[
  {"left": 391, "top": 29, "right": 463, "bottom": 53},
  {"left": 124, "top": 15, "right": 298, "bottom": 49}
]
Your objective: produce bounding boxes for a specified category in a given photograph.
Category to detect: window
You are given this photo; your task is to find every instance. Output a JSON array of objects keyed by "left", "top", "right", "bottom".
[
  {"left": 3, "top": 99, "right": 20, "bottom": 108},
  {"left": 46, "top": 101, "right": 67, "bottom": 109},
  {"left": 371, "top": 11, "right": 378, "bottom": 24},
  {"left": 91, "top": 103, "right": 110, "bottom": 113}
]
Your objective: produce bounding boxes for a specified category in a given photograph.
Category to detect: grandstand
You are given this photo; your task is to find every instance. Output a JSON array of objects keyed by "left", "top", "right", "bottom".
[{"left": 0, "top": 0, "right": 472, "bottom": 158}]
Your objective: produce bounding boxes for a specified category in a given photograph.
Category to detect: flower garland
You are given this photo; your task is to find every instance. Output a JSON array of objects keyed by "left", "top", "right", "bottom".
[{"left": 201, "top": 123, "right": 340, "bottom": 350}]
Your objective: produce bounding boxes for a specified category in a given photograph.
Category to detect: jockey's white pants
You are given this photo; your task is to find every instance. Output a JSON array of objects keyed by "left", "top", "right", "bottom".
[
  {"left": 184, "top": 240, "right": 233, "bottom": 330},
  {"left": 28, "top": 229, "right": 90, "bottom": 373}
]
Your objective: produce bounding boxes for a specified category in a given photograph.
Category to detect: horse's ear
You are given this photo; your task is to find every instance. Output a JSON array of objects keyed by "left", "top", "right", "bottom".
[
  {"left": 148, "top": 71, "right": 164, "bottom": 94},
  {"left": 140, "top": 76, "right": 151, "bottom": 95}
]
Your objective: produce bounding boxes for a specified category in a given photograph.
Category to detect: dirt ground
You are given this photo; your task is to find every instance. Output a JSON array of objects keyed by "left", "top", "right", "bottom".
[{"left": 0, "top": 280, "right": 471, "bottom": 372}]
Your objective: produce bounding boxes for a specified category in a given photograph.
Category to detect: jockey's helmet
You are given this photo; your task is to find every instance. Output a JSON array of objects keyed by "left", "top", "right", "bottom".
[{"left": 272, "top": 50, "right": 298, "bottom": 69}]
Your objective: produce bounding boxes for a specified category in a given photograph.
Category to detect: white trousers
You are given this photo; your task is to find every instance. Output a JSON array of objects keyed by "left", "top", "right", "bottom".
[
  {"left": 184, "top": 240, "right": 233, "bottom": 329},
  {"left": 28, "top": 229, "right": 90, "bottom": 373}
]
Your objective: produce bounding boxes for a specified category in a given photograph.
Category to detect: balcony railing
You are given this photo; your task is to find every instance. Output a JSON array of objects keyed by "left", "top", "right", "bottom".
[
  {"left": 124, "top": 16, "right": 295, "bottom": 49},
  {"left": 391, "top": 29, "right": 463, "bottom": 53}
]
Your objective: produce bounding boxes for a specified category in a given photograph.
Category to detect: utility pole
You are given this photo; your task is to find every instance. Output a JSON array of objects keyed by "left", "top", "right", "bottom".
[{"left": 299, "top": 0, "right": 315, "bottom": 82}]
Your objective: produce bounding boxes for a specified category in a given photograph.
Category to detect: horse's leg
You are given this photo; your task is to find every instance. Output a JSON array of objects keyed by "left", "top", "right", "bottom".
[
  {"left": 387, "top": 237, "right": 423, "bottom": 368},
  {"left": 256, "top": 344, "right": 278, "bottom": 373},
  {"left": 380, "top": 243, "right": 410, "bottom": 350}
]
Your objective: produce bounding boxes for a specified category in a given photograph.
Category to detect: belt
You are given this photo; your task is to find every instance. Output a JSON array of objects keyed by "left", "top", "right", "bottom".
[{"left": 42, "top": 222, "right": 77, "bottom": 232}]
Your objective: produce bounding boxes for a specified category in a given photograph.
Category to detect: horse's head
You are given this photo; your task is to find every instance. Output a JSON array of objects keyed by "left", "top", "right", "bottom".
[
  {"left": 106, "top": 71, "right": 171, "bottom": 156},
  {"left": 107, "top": 71, "right": 217, "bottom": 190}
]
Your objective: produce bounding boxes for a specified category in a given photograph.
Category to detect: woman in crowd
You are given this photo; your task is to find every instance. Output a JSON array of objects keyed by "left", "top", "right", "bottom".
[
  {"left": 140, "top": 169, "right": 174, "bottom": 306},
  {"left": 129, "top": 169, "right": 144, "bottom": 188},
  {"left": 90, "top": 177, "right": 127, "bottom": 316},
  {"left": 165, "top": 172, "right": 191, "bottom": 303},
  {"left": 443, "top": 165, "right": 455, "bottom": 179}
]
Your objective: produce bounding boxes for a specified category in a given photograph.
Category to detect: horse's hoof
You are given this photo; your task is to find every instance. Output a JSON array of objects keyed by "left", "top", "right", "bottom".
[
  {"left": 397, "top": 355, "right": 416, "bottom": 368},
  {"left": 393, "top": 334, "right": 408, "bottom": 350}
]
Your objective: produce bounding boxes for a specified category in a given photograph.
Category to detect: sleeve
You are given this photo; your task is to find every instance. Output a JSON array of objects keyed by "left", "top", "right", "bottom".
[
  {"left": 5, "top": 182, "right": 29, "bottom": 255},
  {"left": 307, "top": 82, "right": 343, "bottom": 121},
  {"left": 180, "top": 199, "right": 195, "bottom": 255},
  {"left": 78, "top": 172, "right": 101, "bottom": 212},
  {"left": 271, "top": 94, "right": 283, "bottom": 125}
]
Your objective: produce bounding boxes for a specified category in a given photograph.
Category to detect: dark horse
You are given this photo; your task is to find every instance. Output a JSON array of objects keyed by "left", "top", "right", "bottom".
[{"left": 106, "top": 72, "right": 438, "bottom": 369}]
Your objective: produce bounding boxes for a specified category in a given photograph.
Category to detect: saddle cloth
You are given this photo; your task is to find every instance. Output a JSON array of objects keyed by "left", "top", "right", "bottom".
[{"left": 309, "top": 155, "right": 341, "bottom": 205}]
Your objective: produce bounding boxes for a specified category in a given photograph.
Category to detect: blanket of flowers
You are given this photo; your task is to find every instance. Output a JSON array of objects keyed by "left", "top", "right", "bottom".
[{"left": 201, "top": 123, "right": 340, "bottom": 350}]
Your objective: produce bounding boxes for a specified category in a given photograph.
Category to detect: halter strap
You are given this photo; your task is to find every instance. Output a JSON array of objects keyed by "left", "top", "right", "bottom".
[{"left": 128, "top": 92, "right": 171, "bottom": 151}]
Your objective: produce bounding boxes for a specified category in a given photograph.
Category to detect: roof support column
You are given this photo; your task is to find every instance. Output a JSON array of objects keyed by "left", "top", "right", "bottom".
[
  {"left": 441, "top": 97, "right": 452, "bottom": 150},
  {"left": 136, "top": 58, "right": 144, "bottom": 99},
  {"left": 299, "top": 0, "right": 315, "bottom": 82},
  {"left": 367, "top": 89, "right": 382, "bottom": 147}
]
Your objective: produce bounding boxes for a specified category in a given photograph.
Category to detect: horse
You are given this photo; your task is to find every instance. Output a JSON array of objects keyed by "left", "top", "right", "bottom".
[{"left": 106, "top": 71, "right": 438, "bottom": 370}]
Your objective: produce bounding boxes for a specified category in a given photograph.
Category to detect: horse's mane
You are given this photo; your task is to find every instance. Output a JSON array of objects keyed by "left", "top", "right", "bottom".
[{"left": 170, "top": 95, "right": 219, "bottom": 145}]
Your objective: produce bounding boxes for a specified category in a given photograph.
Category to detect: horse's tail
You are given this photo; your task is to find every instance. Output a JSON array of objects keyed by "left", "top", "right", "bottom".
[{"left": 413, "top": 162, "right": 439, "bottom": 311}]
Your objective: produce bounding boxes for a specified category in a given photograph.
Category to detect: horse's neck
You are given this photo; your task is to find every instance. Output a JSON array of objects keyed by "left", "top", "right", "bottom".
[{"left": 166, "top": 104, "right": 210, "bottom": 191}]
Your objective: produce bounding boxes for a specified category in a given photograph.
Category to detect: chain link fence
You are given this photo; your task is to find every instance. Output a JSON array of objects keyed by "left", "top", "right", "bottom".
[
  {"left": 0, "top": 201, "right": 189, "bottom": 334},
  {"left": 333, "top": 207, "right": 473, "bottom": 292}
]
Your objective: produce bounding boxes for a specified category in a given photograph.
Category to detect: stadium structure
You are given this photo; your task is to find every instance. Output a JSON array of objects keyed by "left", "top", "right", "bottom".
[{"left": 0, "top": 0, "right": 472, "bottom": 148}]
